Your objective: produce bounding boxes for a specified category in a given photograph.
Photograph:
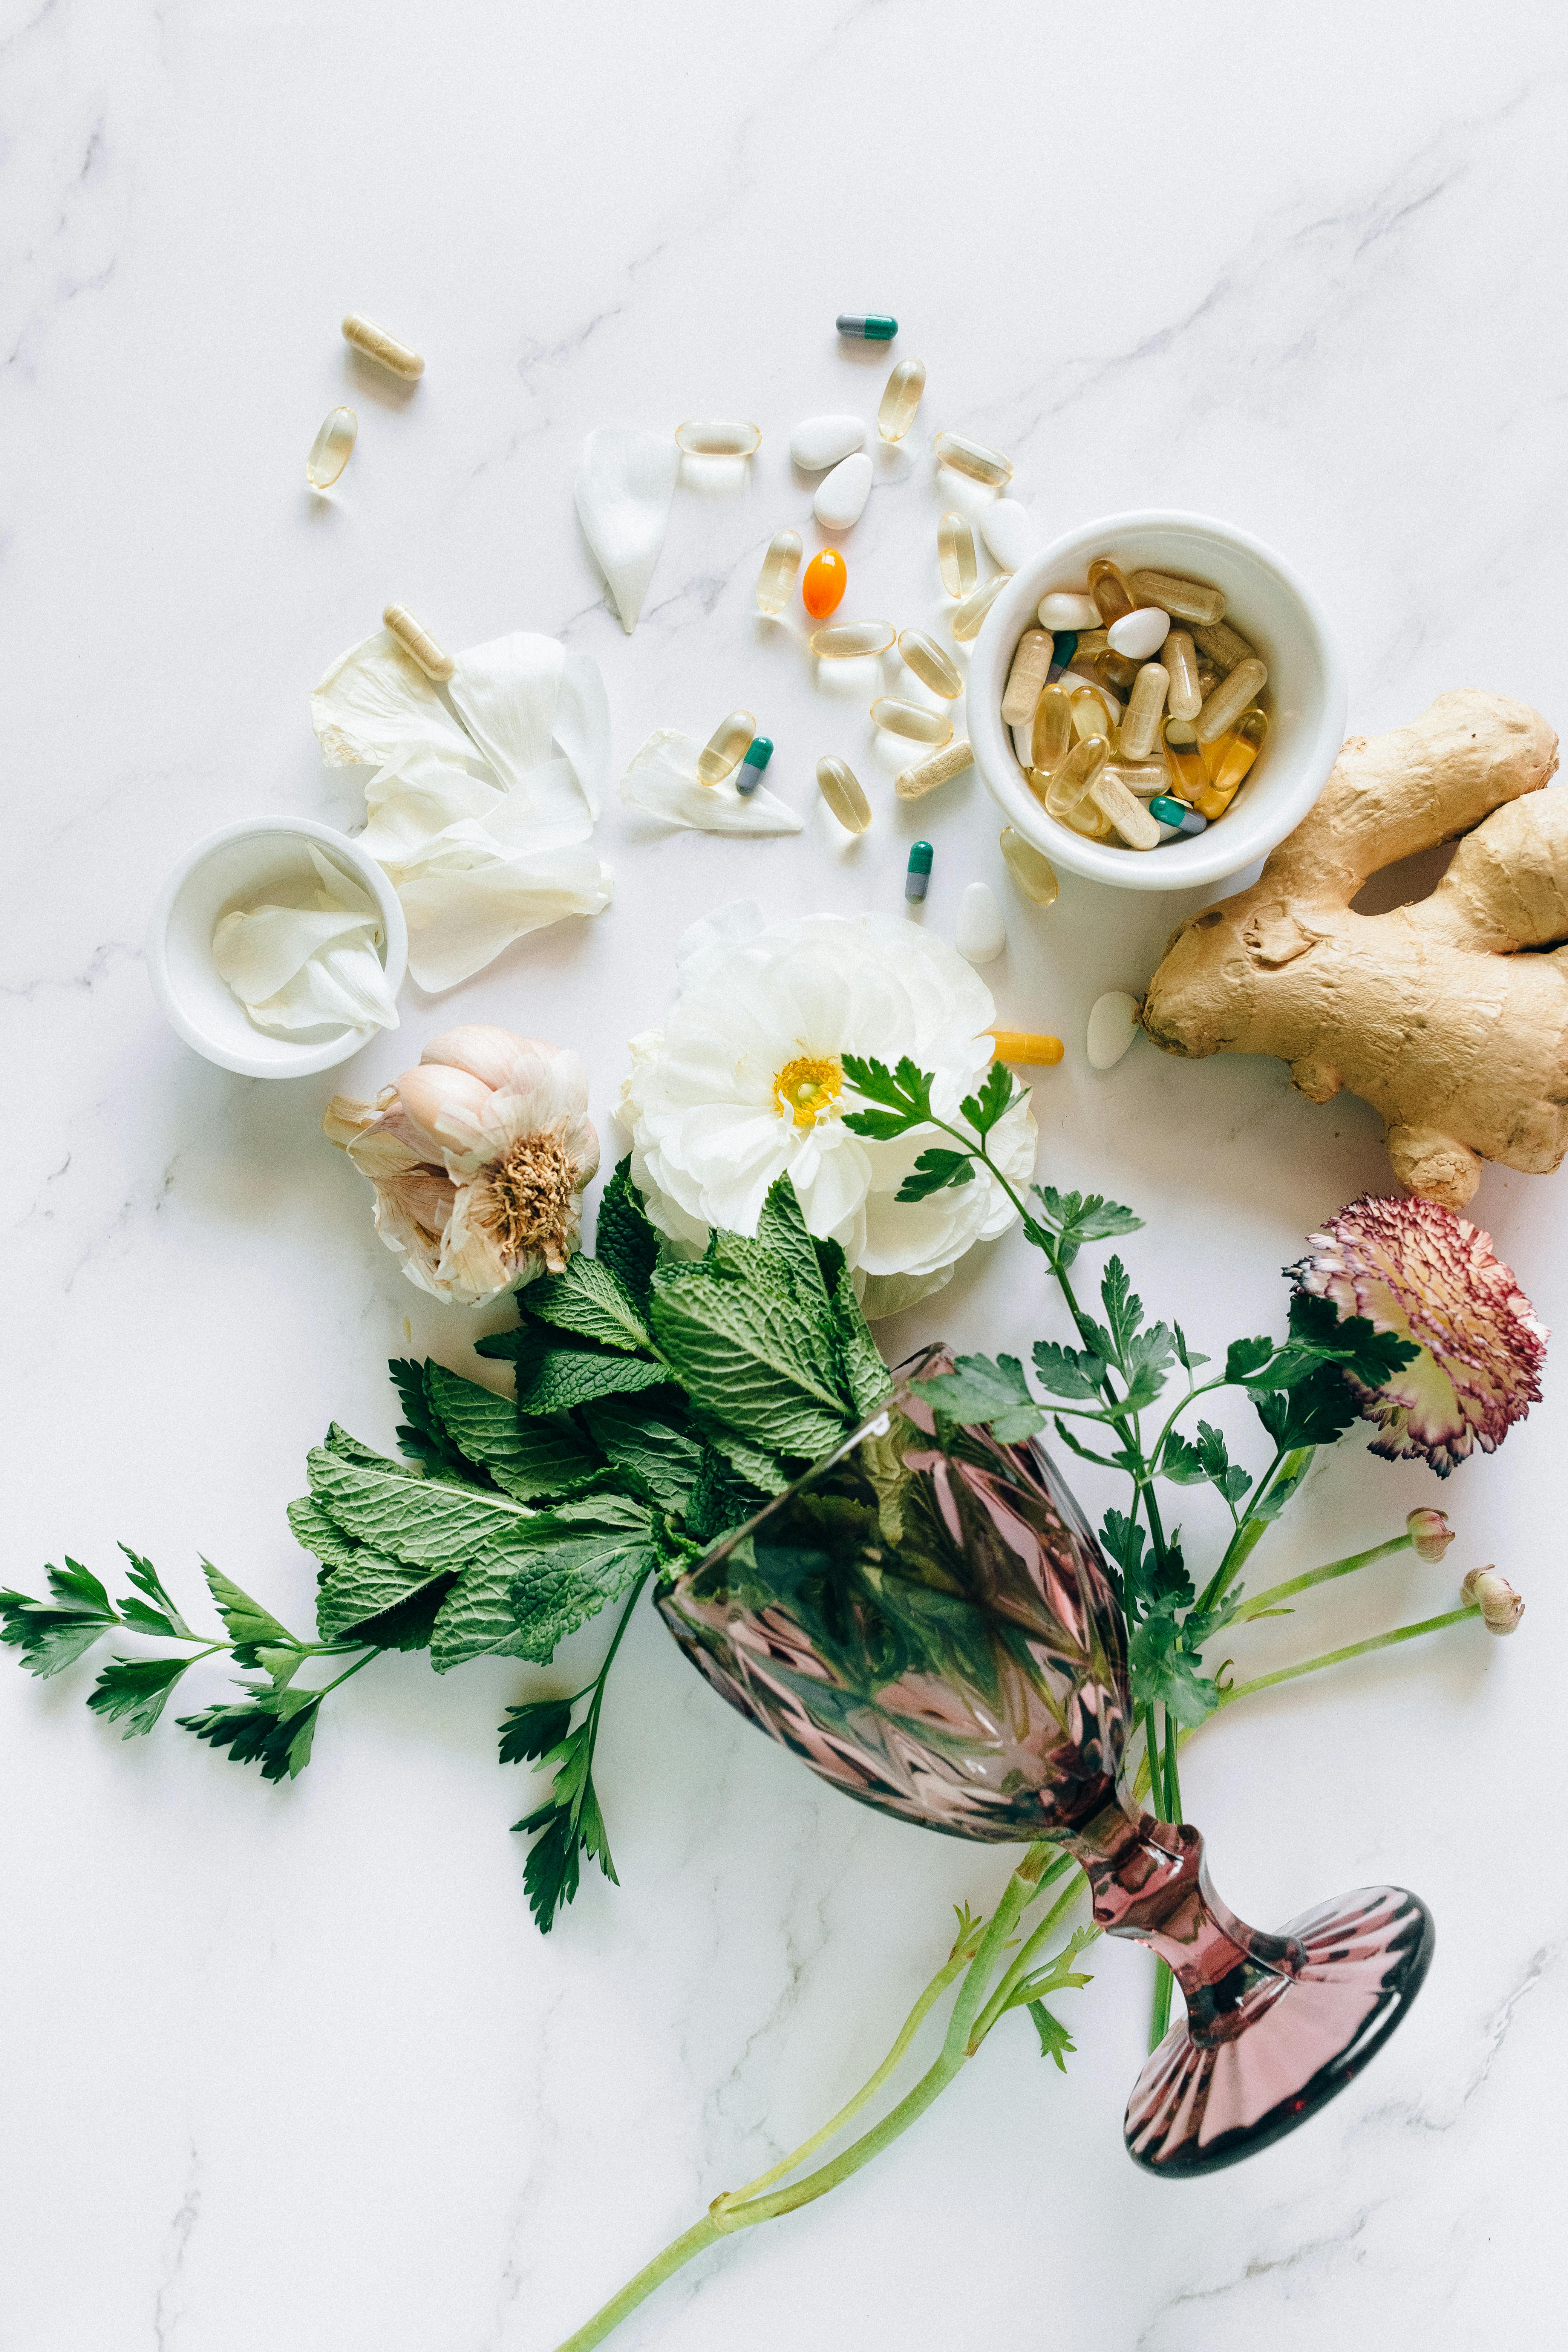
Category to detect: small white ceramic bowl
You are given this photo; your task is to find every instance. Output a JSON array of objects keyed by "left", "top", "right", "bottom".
[
  {"left": 146, "top": 816, "right": 407, "bottom": 1078},
  {"left": 968, "top": 510, "right": 1346, "bottom": 891}
]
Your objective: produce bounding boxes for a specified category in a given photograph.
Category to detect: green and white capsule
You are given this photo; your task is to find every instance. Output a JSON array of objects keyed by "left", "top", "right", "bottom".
[
  {"left": 905, "top": 840, "right": 934, "bottom": 901},
  {"left": 1149, "top": 794, "right": 1208, "bottom": 837},
  {"left": 836, "top": 313, "right": 897, "bottom": 340},
  {"left": 736, "top": 737, "right": 773, "bottom": 795}
]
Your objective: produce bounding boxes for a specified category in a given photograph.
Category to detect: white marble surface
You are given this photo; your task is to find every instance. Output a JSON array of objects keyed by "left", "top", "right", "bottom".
[{"left": 2, "top": 3, "right": 1564, "bottom": 2344}]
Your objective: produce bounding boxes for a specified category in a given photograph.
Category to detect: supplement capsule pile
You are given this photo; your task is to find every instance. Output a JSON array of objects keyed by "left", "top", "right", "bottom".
[{"left": 1002, "top": 557, "right": 1270, "bottom": 851}]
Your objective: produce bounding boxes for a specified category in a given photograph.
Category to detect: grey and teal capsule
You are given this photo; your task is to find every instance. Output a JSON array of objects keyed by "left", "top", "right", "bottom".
[
  {"left": 905, "top": 839, "right": 934, "bottom": 901},
  {"left": 836, "top": 313, "right": 898, "bottom": 340},
  {"left": 1046, "top": 629, "right": 1078, "bottom": 684},
  {"left": 737, "top": 736, "right": 773, "bottom": 795},
  {"left": 1149, "top": 795, "right": 1208, "bottom": 837}
]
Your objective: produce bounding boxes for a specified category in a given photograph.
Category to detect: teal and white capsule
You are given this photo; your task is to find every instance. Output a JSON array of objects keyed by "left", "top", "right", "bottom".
[
  {"left": 905, "top": 840, "right": 934, "bottom": 901},
  {"left": 1149, "top": 795, "right": 1208, "bottom": 837},
  {"left": 737, "top": 737, "right": 773, "bottom": 796},
  {"left": 836, "top": 313, "right": 897, "bottom": 340}
]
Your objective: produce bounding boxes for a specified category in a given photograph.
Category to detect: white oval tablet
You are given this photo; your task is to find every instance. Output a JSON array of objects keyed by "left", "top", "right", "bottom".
[
  {"left": 1108, "top": 607, "right": 1172, "bottom": 659},
  {"left": 979, "top": 499, "right": 1038, "bottom": 574},
  {"left": 790, "top": 414, "right": 868, "bottom": 471},
  {"left": 956, "top": 881, "right": 1006, "bottom": 966},
  {"left": 813, "top": 451, "right": 873, "bottom": 530}
]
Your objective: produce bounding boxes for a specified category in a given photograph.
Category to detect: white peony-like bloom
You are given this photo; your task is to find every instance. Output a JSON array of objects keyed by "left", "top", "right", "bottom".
[{"left": 621, "top": 905, "right": 1038, "bottom": 1318}]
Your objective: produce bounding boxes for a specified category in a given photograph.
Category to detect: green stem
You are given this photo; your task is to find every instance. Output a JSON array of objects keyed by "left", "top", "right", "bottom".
[
  {"left": 1197, "top": 1445, "right": 1314, "bottom": 1615},
  {"left": 1147, "top": 1711, "right": 1182, "bottom": 2048},
  {"left": 1231, "top": 1534, "right": 1413, "bottom": 1622},
  {"left": 1220, "top": 1606, "right": 1480, "bottom": 1704},
  {"left": 967, "top": 1867, "right": 1091, "bottom": 2048}
]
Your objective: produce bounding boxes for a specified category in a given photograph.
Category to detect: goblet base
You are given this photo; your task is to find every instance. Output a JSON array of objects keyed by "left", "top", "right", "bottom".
[{"left": 1124, "top": 1883, "right": 1435, "bottom": 2174}]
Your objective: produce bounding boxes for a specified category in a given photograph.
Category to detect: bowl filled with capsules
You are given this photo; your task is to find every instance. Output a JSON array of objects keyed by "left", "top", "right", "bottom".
[{"left": 966, "top": 511, "right": 1347, "bottom": 891}]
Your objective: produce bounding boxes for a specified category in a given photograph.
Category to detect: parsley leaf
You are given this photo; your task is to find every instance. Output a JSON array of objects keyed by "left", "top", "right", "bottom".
[
  {"left": 1128, "top": 1601, "right": 1220, "bottom": 1727},
  {"left": 1029, "top": 1186, "right": 1143, "bottom": 1268},
  {"left": 958, "top": 1060, "right": 1018, "bottom": 1136},
  {"left": 116, "top": 1548, "right": 194, "bottom": 1640},
  {"left": 498, "top": 1696, "right": 575, "bottom": 1765},
  {"left": 911, "top": 1353, "right": 1046, "bottom": 1443},
  {"left": 87, "top": 1653, "right": 194, "bottom": 1739},
  {"left": 895, "top": 1147, "right": 976, "bottom": 1203},
  {"left": 840, "top": 1053, "right": 936, "bottom": 1136},
  {"left": 180, "top": 1685, "right": 323, "bottom": 1782},
  {"left": 0, "top": 1560, "right": 119, "bottom": 1677}
]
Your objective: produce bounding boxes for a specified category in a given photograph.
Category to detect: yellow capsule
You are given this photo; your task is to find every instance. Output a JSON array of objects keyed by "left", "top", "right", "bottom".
[
  {"left": 937, "top": 511, "right": 978, "bottom": 598},
  {"left": 1056, "top": 791, "right": 1114, "bottom": 839},
  {"left": 383, "top": 604, "right": 454, "bottom": 682},
  {"left": 341, "top": 314, "right": 424, "bottom": 379},
  {"left": 756, "top": 529, "right": 803, "bottom": 617},
  {"left": 1070, "top": 627, "right": 1110, "bottom": 661},
  {"left": 1096, "top": 648, "right": 1141, "bottom": 697},
  {"left": 1164, "top": 630, "right": 1202, "bottom": 722},
  {"left": 1119, "top": 661, "right": 1169, "bottom": 760},
  {"left": 1089, "top": 770, "right": 1161, "bottom": 850},
  {"left": 1087, "top": 557, "right": 1136, "bottom": 627},
  {"left": 1196, "top": 709, "right": 1269, "bottom": 814},
  {"left": 952, "top": 574, "right": 1007, "bottom": 642},
  {"left": 871, "top": 697, "right": 952, "bottom": 745},
  {"left": 1127, "top": 568, "right": 1226, "bottom": 626},
  {"left": 998, "top": 828, "right": 1060, "bottom": 908},
  {"left": 1162, "top": 727, "right": 1208, "bottom": 796},
  {"left": 878, "top": 357, "right": 926, "bottom": 443},
  {"left": 896, "top": 738, "right": 973, "bottom": 801},
  {"left": 1030, "top": 684, "right": 1074, "bottom": 776},
  {"left": 1194, "top": 658, "right": 1268, "bottom": 743},
  {"left": 1046, "top": 732, "right": 1109, "bottom": 815},
  {"left": 897, "top": 629, "right": 963, "bottom": 699},
  {"left": 816, "top": 756, "right": 872, "bottom": 834},
  {"left": 934, "top": 430, "right": 1013, "bottom": 488},
  {"left": 1070, "top": 686, "right": 1116, "bottom": 745},
  {"left": 1104, "top": 758, "right": 1170, "bottom": 798},
  {"left": 697, "top": 709, "right": 757, "bottom": 786},
  {"left": 1001, "top": 629, "right": 1054, "bottom": 726},
  {"left": 677, "top": 420, "right": 762, "bottom": 457},
  {"left": 988, "top": 1028, "right": 1064, "bottom": 1064},
  {"left": 306, "top": 406, "right": 357, "bottom": 491},
  {"left": 1190, "top": 617, "right": 1256, "bottom": 676},
  {"left": 812, "top": 619, "right": 896, "bottom": 658}
]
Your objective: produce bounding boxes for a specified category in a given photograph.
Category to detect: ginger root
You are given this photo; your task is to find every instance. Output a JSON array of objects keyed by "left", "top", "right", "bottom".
[{"left": 1142, "top": 690, "right": 1563, "bottom": 1207}]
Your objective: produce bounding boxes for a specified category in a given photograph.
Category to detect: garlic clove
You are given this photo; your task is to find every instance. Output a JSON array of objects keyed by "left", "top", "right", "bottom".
[
  {"left": 397, "top": 1062, "right": 496, "bottom": 1157},
  {"left": 422, "top": 1024, "right": 552, "bottom": 1091}
]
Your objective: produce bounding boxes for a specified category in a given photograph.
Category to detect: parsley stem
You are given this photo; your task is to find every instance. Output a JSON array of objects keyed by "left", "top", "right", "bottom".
[
  {"left": 966, "top": 1864, "right": 1091, "bottom": 2048},
  {"left": 1231, "top": 1533, "right": 1414, "bottom": 1622}
]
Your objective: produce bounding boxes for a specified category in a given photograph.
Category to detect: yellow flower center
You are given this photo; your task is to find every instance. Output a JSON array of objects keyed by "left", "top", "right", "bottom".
[{"left": 773, "top": 1053, "right": 844, "bottom": 1129}]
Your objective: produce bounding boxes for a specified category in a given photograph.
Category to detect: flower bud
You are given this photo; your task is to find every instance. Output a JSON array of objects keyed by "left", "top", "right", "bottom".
[
  {"left": 1406, "top": 1507, "right": 1455, "bottom": 1563},
  {"left": 1461, "top": 1566, "right": 1524, "bottom": 1635}
]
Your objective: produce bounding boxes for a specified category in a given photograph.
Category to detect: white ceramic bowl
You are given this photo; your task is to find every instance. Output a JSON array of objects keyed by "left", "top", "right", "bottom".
[
  {"left": 968, "top": 510, "right": 1346, "bottom": 891},
  {"left": 146, "top": 816, "right": 408, "bottom": 1078}
]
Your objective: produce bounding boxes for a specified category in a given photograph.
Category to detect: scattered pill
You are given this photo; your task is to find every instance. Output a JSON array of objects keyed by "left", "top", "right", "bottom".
[
  {"left": 341, "top": 314, "right": 424, "bottom": 379},
  {"left": 980, "top": 500, "right": 1038, "bottom": 574},
  {"left": 802, "top": 547, "right": 848, "bottom": 618},
  {"left": 1164, "top": 630, "right": 1202, "bottom": 721},
  {"left": 1194, "top": 657, "right": 1268, "bottom": 743},
  {"left": 956, "top": 881, "right": 1006, "bottom": 965},
  {"left": 816, "top": 756, "right": 872, "bottom": 833},
  {"left": 871, "top": 697, "right": 952, "bottom": 746},
  {"left": 896, "top": 739, "right": 972, "bottom": 801},
  {"left": 1038, "top": 592, "right": 1099, "bottom": 632},
  {"left": 934, "top": 430, "right": 1013, "bottom": 488},
  {"left": 837, "top": 313, "right": 897, "bottom": 340},
  {"left": 1045, "top": 733, "right": 1109, "bottom": 816},
  {"left": 878, "top": 357, "right": 926, "bottom": 443},
  {"left": 1001, "top": 630, "right": 1054, "bottom": 725},
  {"left": 383, "top": 604, "right": 453, "bottom": 681},
  {"left": 951, "top": 575, "right": 1007, "bottom": 642},
  {"left": 1149, "top": 795, "right": 1208, "bottom": 836},
  {"left": 790, "top": 414, "right": 867, "bottom": 471},
  {"left": 306, "top": 405, "right": 357, "bottom": 490},
  {"left": 1107, "top": 607, "right": 1171, "bottom": 661},
  {"left": 1086, "top": 558, "right": 1136, "bottom": 628},
  {"left": 811, "top": 618, "right": 895, "bottom": 658},
  {"left": 737, "top": 737, "right": 773, "bottom": 795},
  {"left": 676, "top": 420, "right": 762, "bottom": 457},
  {"left": 816, "top": 756, "right": 871, "bottom": 833},
  {"left": 1086, "top": 991, "right": 1141, "bottom": 1070},
  {"left": 814, "top": 450, "right": 873, "bottom": 530},
  {"left": 1031, "top": 684, "right": 1073, "bottom": 775},
  {"left": 1129, "top": 568, "right": 1226, "bottom": 626},
  {"left": 998, "top": 827, "right": 1060, "bottom": 907},
  {"left": 988, "top": 1029, "right": 1064, "bottom": 1065},
  {"left": 938, "top": 511, "right": 978, "bottom": 598},
  {"left": 898, "top": 629, "right": 962, "bottom": 699},
  {"left": 1089, "top": 770, "right": 1161, "bottom": 849},
  {"left": 905, "top": 839, "right": 934, "bottom": 900},
  {"left": 757, "top": 529, "right": 804, "bottom": 617},
  {"left": 1190, "top": 617, "right": 1256, "bottom": 675},
  {"left": 1119, "top": 661, "right": 1170, "bottom": 760},
  {"left": 697, "top": 709, "right": 757, "bottom": 785}
]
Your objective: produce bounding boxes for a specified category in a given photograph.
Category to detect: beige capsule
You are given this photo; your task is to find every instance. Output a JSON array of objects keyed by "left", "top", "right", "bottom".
[
  {"left": 1001, "top": 629, "right": 1054, "bottom": 725},
  {"left": 342, "top": 314, "right": 424, "bottom": 379},
  {"left": 933, "top": 430, "right": 1013, "bottom": 488},
  {"left": 816, "top": 756, "right": 872, "bottom": 834},
  {"left": 677, "top": 420, "right": 762, "bottom": 457},
  {"left": 952, "top": 574, "right": 1008, "bottom": 643},
  {"left": 756, "top": 529, "right": 803, "bottom": 617},
  {"left": 1120, "top": 660, "right": 1169, "bottom": 760},
  {"left": 1090, "top": 770, "right": 1161, "bottom": 849},
  {"left": 383, "top": 604, "right": 454, "bottom": 681},
  {"left": 306, "top": 405, "right": 357, "bottom": 490},
  {"left": 937, "top": 511, "right": 978, "bottom": 598},
  {"left": 1164, "top": 630, "right": 1202, "bottom": 721},
  {"left": 999, "top": 826, "right": 1060, "bottom": 907},
  {"left": 697, "top": 709, "right": 756, "bottom": 785},
  {"left": 1194, "top": 657, "right": 1268, "bottom": 743},
  {"left": 896, "top": 738, "right": 973, "bottom": 801},
  {"left": 1105, "top": 758, "right": 1171, "bottom": 798},
  {"left": 811, "top": 619, "right": 896, "bottom": 658},
  {"left": 1191, "top": 617, "right": 1256, "bottom": 675},
  {"left": 877, "top": 357, "right": 926, "bottom": 443},
  {"left": 1128, "top": 568, "right": 1226, "bottom": 626},
  {"left": 898, "top": 629, "right": 963, "bottom": 699},
  {"left": 871, "top": 697, "right": 952, "bottom": 746}
]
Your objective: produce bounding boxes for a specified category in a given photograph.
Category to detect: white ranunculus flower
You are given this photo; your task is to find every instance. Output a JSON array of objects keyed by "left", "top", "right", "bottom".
[{"left": 621, "top": 905, "right": 1038, "bottom": 1318}]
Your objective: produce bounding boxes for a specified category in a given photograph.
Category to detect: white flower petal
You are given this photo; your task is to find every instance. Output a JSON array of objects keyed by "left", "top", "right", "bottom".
[
  {"left": 394, "top": 841, "right": 614, "bottom": 992},
  {"left": 447, "top": 633, "right": 564, "bottom": 790},
  {"left": 556, "top": 655, "right": 612, "bottom": 821},
  {"left": 211, "top": 851, "right": 397, "bottom": 1037},
  {"left": 312, "top": 630, "right": 480, "bottom": 772},
  {"left": 359, "top": 755, "right": 504, "bottom": 865},
  {"left": 859, "top": 1263, "right": 956, "bottom": 1321},
  {"left": 481, "top": 759, "right": 596, "bottom": 851},
  {"left": 574, "top": 429, "right": 679, "bottom": 633},
  {"left": 619, "top": 730, "right": 803, "bottom": 836}
]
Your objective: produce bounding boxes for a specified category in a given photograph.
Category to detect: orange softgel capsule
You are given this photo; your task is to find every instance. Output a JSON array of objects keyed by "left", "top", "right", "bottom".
[{"left": 802, "top": 548, "right": 847, "bottom": 618}]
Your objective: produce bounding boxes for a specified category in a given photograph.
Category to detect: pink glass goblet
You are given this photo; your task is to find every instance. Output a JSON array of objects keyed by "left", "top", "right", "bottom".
[{"left": 658, "top": 1346, "right": 1433, "bottom": 2174}]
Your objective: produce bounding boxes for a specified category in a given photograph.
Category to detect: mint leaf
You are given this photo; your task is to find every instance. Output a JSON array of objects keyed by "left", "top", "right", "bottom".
[
  {"left": 683, "top": 1446, "right": 765, "bottom": 1548},
  {"left": 516, "top": 1348, "right": 671, "bottom": 1417},
  {"left": 325, "top": 1424, "right": 422, "bottom": 1478},
  {"left": 389, "top": 1357, "right": 476, "bottom": 1479},
  {"left": 830, "top": 1279, "right": 893, "bottom": 1419},
  {"left": 0, "top": 1560, "right": 119, "bottom": 1677},
  {"left": 287, "top": 1496, "right": 362, "bottom": 1577},
  {"left": 593, "top": 1158, "right": 662, "bottom": 1309},
  {"left": 426, "top": 1362, "right": 598, "bottom": 1498},
  {"left": 755, "top": 1175, "right": 834, "bottom": 1317},
  {"left": 305, "top": 1446, "right": 539, "bottom": 1576},
  {"left": 581, "top": 1397, "right": 705, "bottom": 1514},
  {"left": 507, "top": 1502, "right": 655, "bottom": 1664},
  {"left": 686, "top": 1412, "right": 794, "bottom": 1497},
  {"left": 525, "top": 1254, "right": 657, "bottom": 1358},
  {"left": 499, "top": 1697, "right": 574, "bottom": 1765},
  {"left": 895, "top": 1148, "right": 975, "bottom": 1204},
  {"left": 315, "top": 1552, "right": 455, "bottom": 1645},
  {"left": 648, "top": 1265, "right": 852, "bottom": 1458},
  {"left": 912, "top": 1353, "right": 1045, "bottom": 1443},
  {"left": 87, "top": 1653, "right": 193, "bottom": 1738}
]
